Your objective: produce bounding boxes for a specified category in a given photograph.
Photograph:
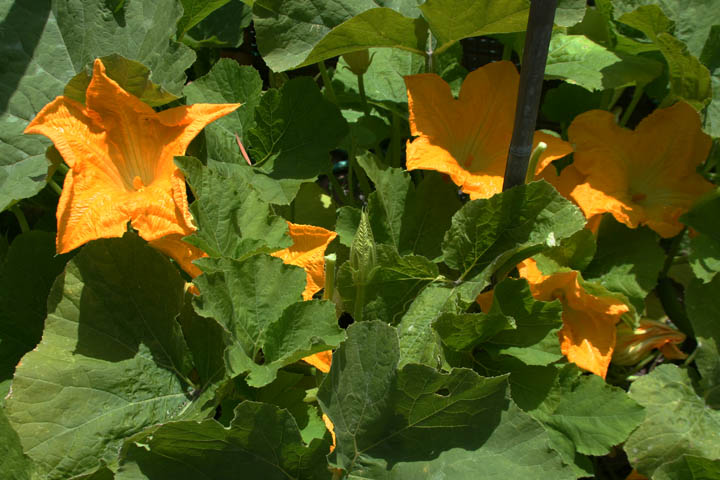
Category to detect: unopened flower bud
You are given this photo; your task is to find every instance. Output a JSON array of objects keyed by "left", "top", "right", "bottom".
[{"left": 613, "top": 318, "right": 686, "bottom": 366}]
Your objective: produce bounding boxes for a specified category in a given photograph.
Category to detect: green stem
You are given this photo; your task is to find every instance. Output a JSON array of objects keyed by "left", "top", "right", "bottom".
[
  {"left": 48, "top": 178, "right": 62, "bottom": 196},
  {"left": 317, "top": 61, "right": 338, "bottom": 105},
  {"left": 524, "top": 141, "right": 547, "bottom": 184},
  {"left": 353, "top": 283, "right": 365, "bottom": 323},
  {"left": 620, "top": 85, "right": 644, "bottom": 127},
  {"left": 661, "top": 228, "right": 686, "bottom": 278},
  {"left": 502, "top": 42, "right": 512, "bottom": 61},
  {"left": 10, "top": 205, "right": 30, "bottom": 233},
  {"left": 328, "top": 171, "right": 352, "bottom": 206},
  {"left": 351, "top": 155, "right": 373, "bottom": 199},
  {"left": 323, "top": 254, "right": 337, "bottom": 302},
  {"left": 357, "top": 73, "right": 370, "bottom": 116},
  {"left": 57, "top": 163, "right": 69, "bottom": 174},
  {"left": 388, "top": 112, "right": 402, "bottom": 168},
  {"left": 607, "top": 87, "right": 626, "bottom": 111}
]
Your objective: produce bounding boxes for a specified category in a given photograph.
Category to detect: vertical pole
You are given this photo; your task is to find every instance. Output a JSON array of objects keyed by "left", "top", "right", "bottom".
[{"left": 502, "top": 0, "right": 558, "bottom": 191}]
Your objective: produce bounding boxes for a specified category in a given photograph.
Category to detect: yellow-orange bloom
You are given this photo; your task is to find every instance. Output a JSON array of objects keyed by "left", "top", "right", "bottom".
[
  {"left": 518, "top": 259, "right": 630, "bottom": 378},
  {"left": 271, "top": 222, "right": 338, "bottom": 301},
  {"left": 613, "top": 318, "right": 686, "bottom": 365},
  {"left": 404, "top": 61, "right": 572, "bottom": 199},
  {"left": 24, "top": 58, "right": 240, "bottom": 253},
  {"left": 565, "top": 102, "right": 713, "bottom": 238}
]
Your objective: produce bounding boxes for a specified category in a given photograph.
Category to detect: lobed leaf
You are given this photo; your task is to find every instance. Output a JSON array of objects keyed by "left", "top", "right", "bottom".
[{"left": 4, "top": 234, "right": 196, "bottom": 480}]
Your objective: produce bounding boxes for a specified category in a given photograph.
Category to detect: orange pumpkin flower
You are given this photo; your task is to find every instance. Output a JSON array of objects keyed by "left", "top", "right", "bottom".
[
  {"left": 404, "top": 61, "right": 572, "bottom": 199},
  {"left": 518, "top": 259, "right": 630, "bottom": 378},
  {"left": 565, "top": 101, "right": 713, "bottom": 238},
  {"left": 23, "top": 58, "right": 240, "bottom": 253}
]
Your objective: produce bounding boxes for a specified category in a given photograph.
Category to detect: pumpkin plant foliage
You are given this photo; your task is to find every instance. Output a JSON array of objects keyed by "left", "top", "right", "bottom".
[{"left": 1, "top": 0, "right": 719, "bottom": 479}]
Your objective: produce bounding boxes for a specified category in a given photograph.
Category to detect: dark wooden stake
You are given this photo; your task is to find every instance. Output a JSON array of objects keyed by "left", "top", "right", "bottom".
[{"left": 502, "top": 0, "right": 558, "bottom": 191}]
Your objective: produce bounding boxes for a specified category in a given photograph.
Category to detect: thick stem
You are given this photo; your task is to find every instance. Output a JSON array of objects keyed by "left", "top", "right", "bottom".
[
  {"left": 524, "top": 141, "right": 547, "bottom": 184},
  {"left": 357, "top": 74, "right": 370, "bottom": 116},
  {"left": 502, "top": 0, "right": 558, "bottom": 191},
  {"left": 620, "top": 85, "right": 645, "bottom": 127},
  {"left": 317, "top": 61, "right": 338, "bottom": 105},
  {"left": 328, "top": 171, "right": 352, "bottom": 206},
  {"left": 323, "top": 254, "right": 337, "bottom": 301},
  {"left": 10, "top": 205, "right": 30, "bottom": 233},
  {"left": 48, "top": 178, "right": 63, "bottom": 196},
  {"left": 388, "top": 112, "right": 403, "bottom": 168}
]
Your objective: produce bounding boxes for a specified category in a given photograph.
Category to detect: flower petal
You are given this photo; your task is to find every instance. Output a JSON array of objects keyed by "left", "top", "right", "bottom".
[
  {"left": 149, "top": 234, "right": 206, "bottom": 279},
  {"left": 271, "top": 223, "right": 337, "bottom": 301},
  {"left": 302, "top": 350, "right": 333, "bottom": 373},
  {"left": 568, "top": 102, "right": 713, "bottom": 237},
  {"left": 518, "top": 259, "right": 629, "bottom": 378},
  {"left": 405, "top": 61, "right": 570, "bottom": 199}
]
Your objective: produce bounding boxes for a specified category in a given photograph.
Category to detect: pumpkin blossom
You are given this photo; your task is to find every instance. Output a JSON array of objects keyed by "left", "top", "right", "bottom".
[
  {"left": 563, "top": 101, "right": 713, "bottom": 238},
  {"left": 518, "top": 259, "right": 630, "bottom": 378},
  {"left": 404, "top": 61, "right": 572, "bottom": 199},
  {"left": 23, "top": 58, "right": 240, "bottom": 253}
]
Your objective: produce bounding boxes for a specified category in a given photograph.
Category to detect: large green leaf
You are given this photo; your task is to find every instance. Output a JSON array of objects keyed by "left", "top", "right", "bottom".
[
  {"left": 338, "top": 244, "right": 439, "bottom": 324},
  {"left": 247, "top": 77, "right": 349, "bottom": 182},
  {"left": 0, "top": 408, "right": 34, "bottom": 480},
  {"left": 420, "top": 0, "right": 530, "bottom": 55},
  {"left": 483, "top": 278, "right": 564, "bottom": 366},
  {"left": 117, "top": 401, "right": 331, "bottom": 479},
  {"left": 545, "top": 34, "right": 622, "bottom": 91},
  {"left": 442, "top": 181, "right": 586, "bottom": 282},
  {"left": 396, "top": 283, "right": 460, "bottom": 368},
  {"left": 654, "top": 455, "right": 720, "bottom": 480},
  {"left": 63, "top": 54, "right": 180, "bottom": 108},
  {"left": 177, "top": 156, "right": 290, "bottom": 260},
  {"left": 625, "top": 365, "right": 720, "bottom": 477},
  {"left": 193, "top": 255, "right": 345, "bottom": 387},
  {"left": 317, "top": 321, "right": 576, "bottom": 478},
  {"left": 688, "top": 234, "right": 720, "bottom": 282},
  {"left": 333, "top": 47, "right": 425, "bottom": 109},
  {"left": 0, "top": 232, "right": 69, "bottom": 382},
  {"left": 534, "top": 229, "right": 597, "bottom": 274},
  {"left": 0, "top": 0, "right": 195, "bottom": 211},
  {"left": 4, "top": 234, "right": 196, "bottom": 480},
  {"left": 183, "top": 59, "right": 263, "bottom": 161},
  {"left": 610, "top": 0, "right": 718, "bottom": 58},
  {"left": 176, "top": 0, "right": 230, "bottom": 38},
  {"left": 253, "top": 0, "right": 425, "bottom": 71},
  {"left": 526, "top": 366, "right": 645, "bottom": 457},
  {"left": 184, "top": 0, "right": 252, "bottom": 48},
  {"left": 681, "top": 193, "right": 720, "bottom": 243},
  {"left": 686, "top": 275, "right": 720, "bottom": 405},
  {"left": 358, "top": 155, "right": 461, "bottom": 259},
  {"left": 582, "top": 218, "right": 664, "bottom": 313},
  {"left": 617, "top": 5, "right": 712, "bottom": 109}
]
